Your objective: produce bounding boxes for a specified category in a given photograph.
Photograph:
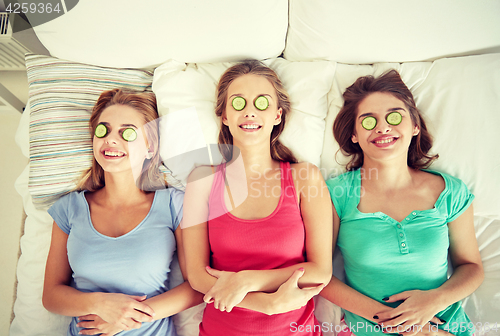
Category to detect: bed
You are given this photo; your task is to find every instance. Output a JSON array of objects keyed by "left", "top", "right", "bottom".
[{"left": 10, "top": 1, "right": 500, "bottom": 335}]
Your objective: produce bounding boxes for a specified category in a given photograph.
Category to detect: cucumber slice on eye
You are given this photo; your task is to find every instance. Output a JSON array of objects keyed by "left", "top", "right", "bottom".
[
  {"left": 122, "top": 128, "right": 137, "bottom": 142},
  {"left": 386, "top": 111, "right": 402, "bottom": 125},
  {"left": 95, "top": 124, "right": 108, "bottom": 138},
  {"left": 232, "top": 96, "right": 246, "bottom": 111},
  {"left": 254, "top": 96, "right": 269, "bottom": 110},
  {"left": 361, "top": 116, "right": 377, "bottom": 130}
]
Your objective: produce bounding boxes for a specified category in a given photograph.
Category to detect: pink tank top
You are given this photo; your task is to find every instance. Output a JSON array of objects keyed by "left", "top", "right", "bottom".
[{"left": 199, "top": 161, "right": 322, "bottom": 336}]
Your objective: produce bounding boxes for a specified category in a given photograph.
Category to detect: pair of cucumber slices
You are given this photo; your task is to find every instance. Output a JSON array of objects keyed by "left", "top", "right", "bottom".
[
  {"left": 361, "top": 111, "right": 402, "bottom": 130},
  {"left": 232, "top": 95, "right": 269, "bottom": 111},
  {"left": 95, "top": 124, "right": 137, "bottom": 142}
]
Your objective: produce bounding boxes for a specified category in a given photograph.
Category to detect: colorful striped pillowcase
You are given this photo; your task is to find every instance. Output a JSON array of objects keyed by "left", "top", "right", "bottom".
[{"left": 26, "top": 54, "right": 183, "bottom": 209}]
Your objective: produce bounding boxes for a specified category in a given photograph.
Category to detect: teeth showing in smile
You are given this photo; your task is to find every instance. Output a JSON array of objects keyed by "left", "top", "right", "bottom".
[
  {"left": 240, "top": 124, "right": 260, "bottom": 129},
  {"left": 375, "top": 138, "right": 395, "bottom": 144},
  {"left": 104, "top": 151, "right": 125, "bottom": 157}
]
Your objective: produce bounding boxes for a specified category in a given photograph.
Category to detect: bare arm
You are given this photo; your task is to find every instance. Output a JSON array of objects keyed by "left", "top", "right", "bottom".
[
  {"left": 43, "top": 222, "right": 154, "bottom": 331},
  {"left": 182, "top": 167, "right": 218, "bottom": 294},
  {"left": 432, "top": 204, "right": 484, "bottom": 306}
]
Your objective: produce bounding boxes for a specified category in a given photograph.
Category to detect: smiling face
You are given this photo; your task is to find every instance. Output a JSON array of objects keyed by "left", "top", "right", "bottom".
[
  {"left": 351, "top": 92, "right": 420, "bottom": 164},
  {"left": 222, "top": 74, "right": 282, "bottom": 147},
  {"left": 93, "top": 104, "right": 149, "bottom": 175}
]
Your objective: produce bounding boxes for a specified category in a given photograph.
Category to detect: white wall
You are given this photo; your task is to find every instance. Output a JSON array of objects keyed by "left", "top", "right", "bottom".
[{"left": 0, "top": 71, "right": 28, "bottom": 335}]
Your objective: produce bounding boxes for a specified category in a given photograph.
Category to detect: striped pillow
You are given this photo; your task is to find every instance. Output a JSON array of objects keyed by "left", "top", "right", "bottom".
[{"left": 26, "top": 54, "right": 183, "bottom": 209}]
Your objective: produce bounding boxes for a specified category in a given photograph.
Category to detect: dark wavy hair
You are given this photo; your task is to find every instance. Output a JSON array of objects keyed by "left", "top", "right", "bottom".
[
  {"left": 76, "top": 88, "right": 165, "bottom": 191},
  {"left": 215, "top": 60, "right": 297, "bottom": 163},
  {"left": 333, "top": 70, "right": 438, "bottom": 170}
]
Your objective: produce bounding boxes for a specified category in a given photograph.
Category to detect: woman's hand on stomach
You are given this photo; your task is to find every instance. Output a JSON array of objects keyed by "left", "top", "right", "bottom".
[
  {"left": 375, "top": 289, "right": 446, "bottom": 335},
  {"left": 77, "top": 314, "right": 124, "bottom": 336},
  {"left": 91, "top": 293, "right": 154, "bottom": 330}
]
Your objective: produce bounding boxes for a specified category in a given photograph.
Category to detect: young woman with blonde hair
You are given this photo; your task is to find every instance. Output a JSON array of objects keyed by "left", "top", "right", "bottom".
[
  {"left": 43, "top": 88, "right": 202, "bottom": 336},
  {"left": 182, "top": 60, "right": 333, "bottom": 335}
]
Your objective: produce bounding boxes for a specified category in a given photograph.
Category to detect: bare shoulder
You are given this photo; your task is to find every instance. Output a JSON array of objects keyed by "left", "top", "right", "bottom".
[
  {"left": 185, "top": 165, "right": 218, "bottom": 197},
  {"left": 187, "top": 165, "right": 217, "bottom": 184},
  {"left": 290, "top": 162, "right": 325, "bottom": 186}
]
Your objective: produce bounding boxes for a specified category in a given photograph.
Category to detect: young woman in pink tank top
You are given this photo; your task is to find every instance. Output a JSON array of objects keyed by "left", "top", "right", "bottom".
[{"left": 182, "top": 60, "right": 333, "bottom": 335}]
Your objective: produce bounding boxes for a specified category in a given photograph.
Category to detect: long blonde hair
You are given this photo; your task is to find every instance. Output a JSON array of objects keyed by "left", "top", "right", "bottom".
[
  {"left": 215, "top": 60, "right": 298, "bottom": 163},
  {"left": 76, "top": 88, "right": 165, "bottom": 191}
]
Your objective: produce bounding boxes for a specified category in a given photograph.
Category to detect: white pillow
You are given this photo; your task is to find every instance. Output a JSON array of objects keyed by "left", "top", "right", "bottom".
[
  {"left": 285, "top": 0, "right": 500, "bottom": 64},
  {"left": 153, "top": 58, "right": 336, "bottom": 186},
  {"left": 268, "top": 59, "right": 336, "bottom": 167},
  {"left": 30, "top": 0, "right": 288, "bottom": 68},
  {"left": 320, "top": 54, "right": 500, "bottom": 220},
  {"left": 412, "top": 54, "right": 500, "bottom": 219}
]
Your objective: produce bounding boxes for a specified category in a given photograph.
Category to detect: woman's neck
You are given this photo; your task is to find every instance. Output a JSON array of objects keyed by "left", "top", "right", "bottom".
[
  {"left": 361, "top": 156, "right": 415, "bottom": 192},
  {"left": 229, "top": 140, "right": 278, "bottom": 177},
  {"left": 99, "top": 171, "right": 146, "bottom": 206},
  {"left": 225, "top": 140, "right": 280, "bottom": 210}
]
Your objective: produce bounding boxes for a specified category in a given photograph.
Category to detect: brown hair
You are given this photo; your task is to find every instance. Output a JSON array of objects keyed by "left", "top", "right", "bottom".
[
  {"left": 76, "top": 88, "right": 165, "bottom": 191},
  {"left": 333, "top": 70, "right": 438, "bottom": 170},
  {"left": 215, "top": 60, "right": 298, "bottom": 163}
]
